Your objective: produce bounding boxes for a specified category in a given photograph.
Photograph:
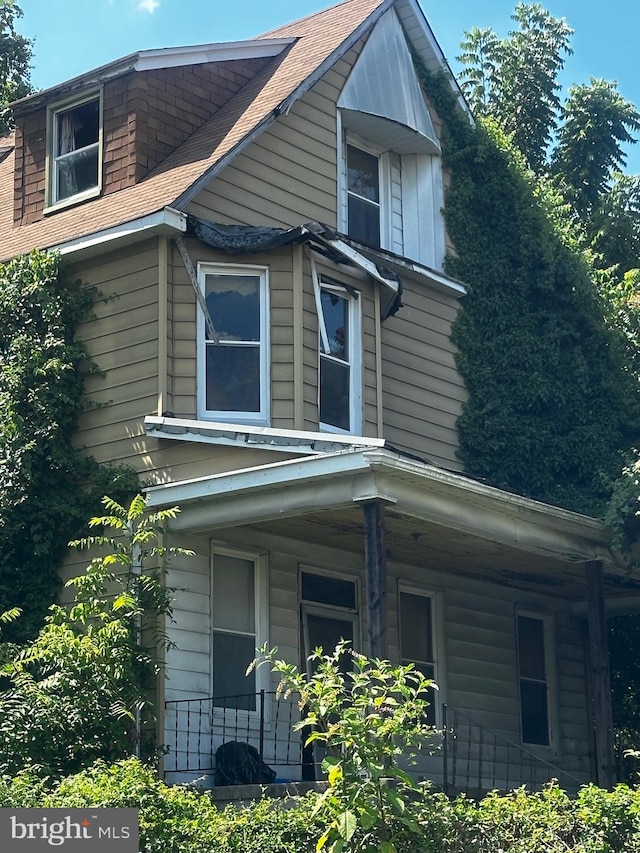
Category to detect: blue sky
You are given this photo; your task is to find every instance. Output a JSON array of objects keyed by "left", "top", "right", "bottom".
[{"left": 16, "top": 0, "right": 640, "bottom": 173}]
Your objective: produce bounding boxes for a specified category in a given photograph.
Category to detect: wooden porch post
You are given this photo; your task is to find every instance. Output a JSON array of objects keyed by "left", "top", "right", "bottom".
[
  {"left": 585, "top": 560, "right": 615, "bottom": 789},
  {"left": 362, "top": 500, "right": 388, "bottom": 659}
]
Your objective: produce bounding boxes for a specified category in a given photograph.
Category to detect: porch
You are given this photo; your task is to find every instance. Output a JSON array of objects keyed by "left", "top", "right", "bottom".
[
  {"left": 163, "top": 691, "right": 590, "bottom": 795},
  {"left": 148, "top": 447, "right": 640, "bottom": 795}
]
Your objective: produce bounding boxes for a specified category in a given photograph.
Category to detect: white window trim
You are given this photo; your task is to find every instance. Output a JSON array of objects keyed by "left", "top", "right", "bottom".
[
  {"left": 210, "top": 544, "right": 269, "bottom": 726},
  {"left": 44, "top": 89, "right": 103, "bottom": 214},
  {"left": 299, "top": 565, "right": 361, "bottom": 672},
  {"left": 516, "top": 609, "right": 559, "bottom": 753},
  {"left": 312, "top": 270, "right": 362, "bottom": 435},
  {"left": 340, "top": 131, "right": 389, "bottom": 250},
  {"left": 398, "top": 583, "right": 445, "bottom": 729},
  {"left": 338, "top": 116, "right": 446, "bottom": 270},
  {"left": 197, "top": 262, "right": 270, "bottom": 426}
]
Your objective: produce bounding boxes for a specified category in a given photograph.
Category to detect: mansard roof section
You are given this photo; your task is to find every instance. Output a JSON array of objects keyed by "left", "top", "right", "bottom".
[
  {"left": 10, "top": 38, "right": 294, "bottom": 116},
  {"left": 338, "top": 8, "right": 440, "bottom": 155}
]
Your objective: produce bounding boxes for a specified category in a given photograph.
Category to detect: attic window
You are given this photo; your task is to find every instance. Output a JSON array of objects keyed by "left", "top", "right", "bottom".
[
  {"left": 347, "top": 144, "right": 381, "bottom": 248},
  {"left": 47, "top": 94, "right": 102, "bottom": 209}
]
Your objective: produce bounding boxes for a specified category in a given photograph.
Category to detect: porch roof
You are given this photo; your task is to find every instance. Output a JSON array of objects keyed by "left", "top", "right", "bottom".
[{"left": 145, "top": 446, "right": 639, "bottom": 602}]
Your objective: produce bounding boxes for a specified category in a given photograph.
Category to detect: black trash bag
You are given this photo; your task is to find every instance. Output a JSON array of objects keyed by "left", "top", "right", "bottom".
[{"left": 214, "top": 740, "right": 277, "bottom": 786}]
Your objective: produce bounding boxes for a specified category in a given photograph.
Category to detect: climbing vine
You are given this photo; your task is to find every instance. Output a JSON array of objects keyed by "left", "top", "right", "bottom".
[
  {"left": 0, "top": 250, "right": 137, "bottom": 642},
  {"left": 414, "top": 62, "right": 639, "bottom": 517}
]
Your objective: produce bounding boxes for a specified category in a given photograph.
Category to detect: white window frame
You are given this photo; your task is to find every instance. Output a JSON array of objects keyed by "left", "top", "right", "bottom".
[
  {"left": 337, "top": 115, "right": 445, "bottom": 270},
  {"left": 313, "top": 276, "right": 362, "bottom": 435},
  {"left": 197, "top": 262, "right": 270, "bottom": 426},
  {"left": 210, "top": 544, "right": 269, "bottom": 724},
  {"left": 299, "top": 565, "right": 360, "bottom": 673},
  {"left": 45, "top": 90, "right": 103, "bottom": 213},
  {"left": 398, "top": 583, "right": 445, "bottom": 729},
  {"left": 516, "top": 609, "right": 559, "bottom": 752},
  {"left": 340, "top": 129, "right": 391, "bottom": 251}
]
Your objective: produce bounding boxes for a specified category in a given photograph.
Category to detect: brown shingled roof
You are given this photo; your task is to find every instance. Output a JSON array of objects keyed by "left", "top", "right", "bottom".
[{"left": 0, "top": 0, "right": 390, "bottom": 261}]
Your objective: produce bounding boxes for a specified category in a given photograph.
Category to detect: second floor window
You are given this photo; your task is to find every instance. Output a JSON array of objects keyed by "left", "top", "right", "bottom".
[
  {"left": 318, "top": 283, "right": 361, "bottom": 433},
  {"left": 49, "top": 95, "right": 101, "bottom": 207},
  {"left": 347, "top": 144, "right": 381, "bottom": 248},
  {"left": 198, "top": 264, "right": 270, "bottom": 425}
]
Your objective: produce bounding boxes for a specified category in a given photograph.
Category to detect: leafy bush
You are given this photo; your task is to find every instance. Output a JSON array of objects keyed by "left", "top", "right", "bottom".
[
  {"left": 2, "top": 758, "right": 640, "bottom": 852},
  {"left": 0, "top": 758, "right": 640, "bottom": 853},
  {"left": 254, "top": 641, "right": 436, "bottom": 853},
  {"left": 0, "top": 495, "right": 190, "bottom": 779}
]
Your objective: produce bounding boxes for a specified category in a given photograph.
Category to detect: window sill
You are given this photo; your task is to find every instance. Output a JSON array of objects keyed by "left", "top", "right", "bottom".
[
  {"left": 44, "top": 184, "right": 101, "bottom": 216},
  {"left": 145, "top": 415, "right": 385, "bottom": 455}
]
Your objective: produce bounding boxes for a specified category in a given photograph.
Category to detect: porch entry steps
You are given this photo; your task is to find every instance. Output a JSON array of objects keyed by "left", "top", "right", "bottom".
[
  {"left": 441, "top": 705, "right": 585, "bottom": 796},
  {"left": 164, "top": 693, "right": 590, "bottom": 794}
]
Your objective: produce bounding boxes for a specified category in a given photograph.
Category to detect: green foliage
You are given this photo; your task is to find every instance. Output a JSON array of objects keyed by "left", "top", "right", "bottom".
[
  {"left": 0, "top": 1, "right": 32, "bottom": 133},
  {"left": 0, "top": 494, "right": 191, "bottom": 779},
  {"left": 254, "top": 641, "right": 436, "bottom": 853},
  {"left": 552, "top": 80, "right": 640, "bottom": 219},
  {"left": 4, "top": 758, "right": 640, "bottom": 852},
  {"left": 417, "top": 63, "right": 636, "bottom": 514},
  {"left": 458, "top": 3, "right": 573, "bottom": 173},
  {"left": 0, "top": 250, "right": 138, "bottom": 642}
]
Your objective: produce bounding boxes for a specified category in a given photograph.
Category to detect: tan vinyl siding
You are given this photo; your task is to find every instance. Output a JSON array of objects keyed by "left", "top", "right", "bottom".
[
  {"left": 72, "top": 240, "right": 159, "bottom": 469},
  {"left": 381, "top": 280, "right": 466, "bottom": 467},
  {"left": 186, "top": 46, "right": 366, "bottom": 232}
]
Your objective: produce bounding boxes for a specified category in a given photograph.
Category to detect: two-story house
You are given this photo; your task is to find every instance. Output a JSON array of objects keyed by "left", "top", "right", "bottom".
[{"left": 1, "top": 0, "right": 634, "bottom": 792}]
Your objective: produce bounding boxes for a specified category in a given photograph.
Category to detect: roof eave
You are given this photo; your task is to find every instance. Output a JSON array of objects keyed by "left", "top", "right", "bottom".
[
  {"left": 145, "top": 447, "right": 613, "bottom": 567},
  {"left": 172, "top": 0, "right": 397, "bottom": 210},
  {"left": 51, "top": 207, "right": 187, "bottom": 261}
]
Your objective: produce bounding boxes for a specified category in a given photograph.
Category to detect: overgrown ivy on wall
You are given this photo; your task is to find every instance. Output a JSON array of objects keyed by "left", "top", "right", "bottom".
[
  {"left": 0, "top": 251, "right": 137, "bottom": 642},
  {"left": 415, "top": 62, "right": 639, "bottom": 517}
]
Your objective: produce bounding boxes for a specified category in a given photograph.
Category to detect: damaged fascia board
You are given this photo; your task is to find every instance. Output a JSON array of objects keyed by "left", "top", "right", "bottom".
[{"left": 145, "top": 415, "right": 386, "bottom": 455}]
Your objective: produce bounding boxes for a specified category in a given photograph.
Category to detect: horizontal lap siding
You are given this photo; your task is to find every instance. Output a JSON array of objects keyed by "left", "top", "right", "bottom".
[
  {"left": 163, "top": 526, "right": 591, "bottom": 785},
  {"left": 382, "top": 281, "right": 466, "bottom": 467},
  {"left": 72, "top": 240, "right": 159, "bottom": 470}
]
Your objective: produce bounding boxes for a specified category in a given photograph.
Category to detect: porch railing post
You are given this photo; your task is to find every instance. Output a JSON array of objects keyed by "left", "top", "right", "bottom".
[
  {"left": 259, "top": 689, "right": 265, "bottom": 759},
  {"left": 442, "top": 703, "right": 449, "bottom": 793}
]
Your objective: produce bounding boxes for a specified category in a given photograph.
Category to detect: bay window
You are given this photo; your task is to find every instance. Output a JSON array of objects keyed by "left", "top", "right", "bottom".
[{"left": 317, "top": 281, "right": 361, "bottom": 434}]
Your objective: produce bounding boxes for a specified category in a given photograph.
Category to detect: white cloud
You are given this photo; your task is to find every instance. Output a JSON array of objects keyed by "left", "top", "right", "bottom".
[{"left": 137, "top": 0, "right": 160, "bottom": 12}]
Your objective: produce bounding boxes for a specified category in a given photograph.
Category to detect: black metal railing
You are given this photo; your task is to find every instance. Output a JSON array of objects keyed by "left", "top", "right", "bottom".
[
  {"left": 164, "top": 691, "right": 301, "bottom": 777},
  {"left": 441, "top": 705, "right": 586, "bottom": 795},
  {"left": 164, "top": 694, "right": 590, "bottom": 793}
]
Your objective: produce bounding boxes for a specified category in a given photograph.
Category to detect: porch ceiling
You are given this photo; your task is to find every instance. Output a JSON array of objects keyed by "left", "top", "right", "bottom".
[{"left": 245, "top": 505, "right": 639, "bottom": 601}]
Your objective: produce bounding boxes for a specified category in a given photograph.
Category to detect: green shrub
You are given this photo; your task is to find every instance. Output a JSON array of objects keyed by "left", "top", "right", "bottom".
[
  {"left": 0, "top": 495, "right": 190, "bottom": 779},
  {"left": 2, "top": 757, "right": 640, "bottom": 851}
]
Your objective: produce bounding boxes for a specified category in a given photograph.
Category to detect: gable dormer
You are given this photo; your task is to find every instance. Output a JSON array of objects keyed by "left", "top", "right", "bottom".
[
  {"left": 337, "top": 8, "right": 445, "bottom": 269},
  {"left": 10, "top": 39, "right": 292, "bottom": 225}
]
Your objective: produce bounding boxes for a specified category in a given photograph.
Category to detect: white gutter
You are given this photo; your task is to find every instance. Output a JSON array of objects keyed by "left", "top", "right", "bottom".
[
  {"left": 145, "top": 415, "right": 386, "bottom": 455},
  {"left": 52, "top": 207, "right": 187, "bottom": 259},
  {"left": 145, "top": 447, "right": 612, "bottom": 564}
]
